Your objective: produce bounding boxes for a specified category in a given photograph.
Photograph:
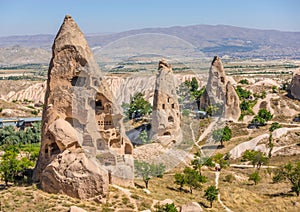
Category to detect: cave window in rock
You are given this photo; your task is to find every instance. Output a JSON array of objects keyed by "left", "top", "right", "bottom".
[
  {"left": 97, "top": 138, "right": 105, "bottom": 150},
  {"left": 71, "top": 76, "right": 86, "bottom": 87},
  {"left": 95, "top": 100, "right": 103, "bottom": 110},
  {"left": 168, "top": 116, "right": 174, "bottom": 122},
  {"left": 163, "top": 131, "right": 171, "bottom": 136},
  {"left": 50, "top": 142, "right": 60, "bottom": 156},
  {"left": 110, "top": 139, "right": 121, "bottom": 148},
  {"left": 168, "top": 97, "right": 171, "bottom": 103},
  {"left": 82, "top": 134, "right": 94, "bottom": 147},
  {"left": 220, "top": 77, "right": 225, "bottom": 84},
  {"left": 171, "top": 103, "right": 175, "bottom": 109},
  {"left": 162, "top": 104, "right": 165, "bottom": 109},
  {"left": 125, "top": 143, "right": 132, "bottom": 154},
  {"left": 106, "top": 104, "right": 112, "bottom": 113}
]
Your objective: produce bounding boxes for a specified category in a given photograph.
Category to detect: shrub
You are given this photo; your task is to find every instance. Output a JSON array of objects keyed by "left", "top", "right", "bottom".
[
  {"left": 224, "top": 174, "right": 235, "bottom": 183},
  {"left": 269, "top": 122, "right": 282, "bottom": 132},
  {"left": 249, "top": 171, "right": 260, "bottom": 185},
  {"left": 239, "top": 79, "right": 249, "bottom": 85}
]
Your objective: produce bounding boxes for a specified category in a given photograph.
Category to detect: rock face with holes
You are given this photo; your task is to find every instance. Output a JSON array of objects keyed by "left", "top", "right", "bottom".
[
  {"left": 200, "top": 56, "right": 240, "bottom": 121},
  {"left": 291, "top": 69, "right": 300, "bottom": 100},
  {"left": 33, "top": 15, "right": 134, "bottom": 201},
  {"left": 150, "top": 59, "right": 182, "bottom": 145}
]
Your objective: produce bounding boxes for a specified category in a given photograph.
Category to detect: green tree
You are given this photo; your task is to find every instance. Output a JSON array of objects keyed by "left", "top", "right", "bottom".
[
  {"left": 212, "top": 153, "right": 229, "bottom": 169},
  {"left": 0, "top": 146, "right": 33, "bottom": 186},
  {"left": 242, "top": 150, "right": 268, "bottom": 169},
  {"left": 239, "top": 79, "right": 249, "bottom": 85},
  {"left": 251, "top": 109, "right": 273, "bottom": 127},
  {"left": 236, "top": 86, "right": 251, "bottom": 100},
  {"left": 248, "top": 171, "right": 260, "bottom": 185},
  {"left": 205, "top": 104, "right": 222, "bottom": 116},
  {"left": 212, "top": 126, "right": 232, "bottom": 147},
  {"left": 269, "top": 122, "right": 282, "bottom": 132},
  {"left": 138, "top": 130, "right": 149, "bottom": 144},
  {"left": 134, "top": 160, "right": 165, "bottom": 189},
  {"left": 183, "top": 167, "right": 207, "bottom": 194},
  {"left": 273, "top": 162, "right": 300, "bottom": 196},
  {"left": 174, "top": 173, "right": 185, "bottom": 192},
  {"left": 122, "top": 92, "right": 152, "bottom": 120},
  {"left": 258, "top": 109, "right": 273, "bottom": 122},
  {"left": 204, "top": 185, "right": 219, "bottom": 208},
  {"left": 155, "top": 203, "right": 178, "bottom": 212}
]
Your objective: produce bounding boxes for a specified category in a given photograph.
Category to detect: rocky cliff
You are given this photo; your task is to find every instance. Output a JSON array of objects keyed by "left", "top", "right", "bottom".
[{"left": 33, "top": 15, "right": 133, "bottom": 201}]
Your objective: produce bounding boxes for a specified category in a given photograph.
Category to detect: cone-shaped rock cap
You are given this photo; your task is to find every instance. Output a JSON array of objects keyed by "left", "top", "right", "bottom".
[
  {"left": 52, "top": 15, "right": 91, "bottom": 56},
  {"left": 158, "top": 59, "right": 172, "bottom": 71}
]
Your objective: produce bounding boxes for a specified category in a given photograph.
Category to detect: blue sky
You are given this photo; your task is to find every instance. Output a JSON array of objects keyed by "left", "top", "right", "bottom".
[{"left": 0, "top": 0, "right": 299, "bottom": 36}]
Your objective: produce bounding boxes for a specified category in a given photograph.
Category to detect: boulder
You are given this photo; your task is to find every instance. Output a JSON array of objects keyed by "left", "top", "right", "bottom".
[
  {"left": 69, "top": 206, "right": 87, "bottom": 212},
  {"left": 181, "top": 202, "right": 203, "bottom": 212}
]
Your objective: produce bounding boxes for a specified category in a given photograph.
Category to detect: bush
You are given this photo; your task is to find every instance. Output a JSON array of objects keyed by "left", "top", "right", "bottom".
[
  {"left": 31, "top": 110, "right": 39, "bottom": 116},
  {"left": 212, "top": 126, "right": 232, "bottom": 147},
  {"left": 249, "top": 171, "right": 260, "bottom": 185},
  {"left": 251, "top": 109, "right": 273, "bottom": 127},
  {"left": 239, "top": 79, "right": 249, "bottom": 85},
  {"left": 269, "top": 122, "right": 282, "bottom": 132},
  {"left": 181, "top": 109, "right": 190, "bottom": 117},
  {"left": 224, "top": 174, "right": 235, "bottom": 183},
  {"left": 273, "top": 162, "right": 300, "bottom": 196},
  {"left": 122, "top": 92, "right": 152, "bottom": 120},
  {"left": 236, "top": 86, "right": 251, "bottom": 100}
]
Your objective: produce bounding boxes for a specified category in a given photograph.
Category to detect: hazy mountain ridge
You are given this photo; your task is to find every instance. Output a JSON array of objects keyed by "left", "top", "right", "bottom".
[{"left": 0, "top": 24, "right": 300, "bottom": 64}]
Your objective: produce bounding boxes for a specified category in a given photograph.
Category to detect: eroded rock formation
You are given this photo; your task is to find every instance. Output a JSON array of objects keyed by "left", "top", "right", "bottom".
[
  {"left": 33, "top": 15, "right": 133, "bottom": 201},
  {"left": 200, "top": 56, "right": 241, "bottom": 121},
  {"left": 290, "top": 69, "right": 300, "bottom": 100},
  {"left": 150, "top": 59, "right": 181, "bottom": 145}
]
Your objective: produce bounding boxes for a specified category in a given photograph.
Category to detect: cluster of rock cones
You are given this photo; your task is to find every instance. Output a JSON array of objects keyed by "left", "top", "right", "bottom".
[{"left": 33, "top": 15, "right": 241, "bottom": 201}]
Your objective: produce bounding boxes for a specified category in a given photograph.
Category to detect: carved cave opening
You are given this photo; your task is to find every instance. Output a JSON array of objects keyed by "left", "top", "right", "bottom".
[
  {"left": 71, "top": 76, "right": 86, "bottom": 87},
  {"left": 168, "top": 116, "right": 174, "bottom": 122},
  {"left": 125, "top": 143, "right": 132, "bottom": 154},
  {"left": 163, "top": 132, "right": 171, "bottom": 136}
]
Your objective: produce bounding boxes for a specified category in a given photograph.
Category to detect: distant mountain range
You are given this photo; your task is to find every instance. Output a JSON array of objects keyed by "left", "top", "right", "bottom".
[{"left": 0, "top": 24, "right": 300, "bottom": 64}]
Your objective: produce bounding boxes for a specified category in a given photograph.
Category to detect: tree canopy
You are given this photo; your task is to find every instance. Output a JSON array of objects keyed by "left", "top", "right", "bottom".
[
  {"left": 212, "top": 126, "right": 232, "bottom": 147},
  {"left": 122, "top": 92, "right": 152, "bottom": 120},
  {"left": 134, "top": 160, "right": 165, "bottom": 189},
  {"left": 273, "top": 162, "right": 300, "bottom": 196},
  {"left": 204, "top": 185, "right": 219, "bottom": 208}
]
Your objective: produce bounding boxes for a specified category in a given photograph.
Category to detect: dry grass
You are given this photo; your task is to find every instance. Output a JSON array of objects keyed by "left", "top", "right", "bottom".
[
  {"left": 218, "top": 167, "right": 300, "bottom": 212},
  {"left": 0, "top": 184, "right": 101, "bottom": 212}
]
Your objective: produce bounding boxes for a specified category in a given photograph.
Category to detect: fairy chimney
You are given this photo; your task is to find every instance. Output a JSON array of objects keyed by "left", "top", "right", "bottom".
[
  {"left": 33, "top": 15, "right": 133, "bottom": 201},
  {"left": 150, "top": 59, "right": 182, "bottom": 145},
  {"left": 200, "top": 56, "right": 240, "bottom": 121}
]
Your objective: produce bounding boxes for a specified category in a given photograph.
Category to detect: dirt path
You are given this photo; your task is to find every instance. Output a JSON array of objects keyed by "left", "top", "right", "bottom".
[
  {"left": 215, "top": 172, "right": 232, "bottom": 212},
  {"left": 197, "top": 118, "right": 219, "bottom": 144}
]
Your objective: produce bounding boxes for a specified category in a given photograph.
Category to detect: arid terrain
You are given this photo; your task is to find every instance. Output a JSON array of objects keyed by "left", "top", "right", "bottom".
[{"left": 0, "top": 16, "right": 300, "bottom": 212}]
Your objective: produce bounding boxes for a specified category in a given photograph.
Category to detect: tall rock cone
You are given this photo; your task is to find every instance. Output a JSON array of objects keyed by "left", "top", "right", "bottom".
[
  {"left": 200, "top": 56, "right": 240, "bottom": 121},
  {"left": 33, "top": 15, "right": 133, "bottom": 201},
  {"left": 150, "top": 59, "right": 182, "bottom": 146},
  {"left": 290, "top": 69, "right": 300, "bottom": 100}
]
